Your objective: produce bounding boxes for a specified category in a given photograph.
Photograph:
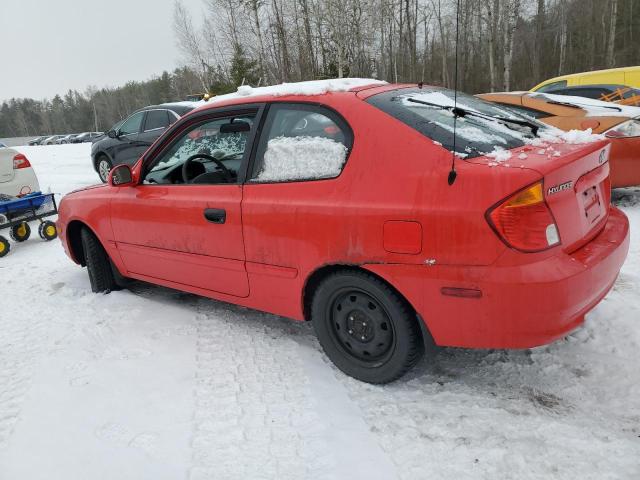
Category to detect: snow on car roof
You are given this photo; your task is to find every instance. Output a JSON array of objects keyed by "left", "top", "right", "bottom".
[
  {"left": 529, "top": 92, "right": 640, "bottom": 118},
  {"left": 203, "top": 78, "right": 387, "bottom": 106}
]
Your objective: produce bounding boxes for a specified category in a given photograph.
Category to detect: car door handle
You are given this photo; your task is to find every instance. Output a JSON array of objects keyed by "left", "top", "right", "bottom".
[{"left": 204, "top": 208, "right": 226, "bottom": 224}]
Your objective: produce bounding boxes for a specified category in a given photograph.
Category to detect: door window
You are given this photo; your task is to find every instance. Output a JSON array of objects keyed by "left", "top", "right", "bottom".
[
  {"left": 143, "top": 114, "right": 256, "bottom": 185},
  {"left": 144, "top": 110, "right": 170, "bottom": 131},
  {"left": 119, "top": 112, "right": 145, "bottom": 136},
  {"left": 250, "top": 104, "right": 352, "bottom": 182}
]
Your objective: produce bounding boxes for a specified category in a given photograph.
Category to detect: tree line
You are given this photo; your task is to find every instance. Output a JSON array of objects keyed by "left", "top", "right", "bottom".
[{"left": 1, "top": 0, "right": 637, "bottom": 138}]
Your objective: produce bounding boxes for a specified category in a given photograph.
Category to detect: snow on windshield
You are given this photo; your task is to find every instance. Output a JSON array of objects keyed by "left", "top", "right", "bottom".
[
  {"left": 256, "top": 136, "right": 348, "bottom": 182},
  {"left": 530, "top": 92, "right": 640, "bottom": 118}
]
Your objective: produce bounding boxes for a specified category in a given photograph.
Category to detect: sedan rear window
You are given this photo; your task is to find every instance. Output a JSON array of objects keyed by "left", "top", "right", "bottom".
[{"left": 367, "top": 87, "right": 544, "bottom": 158}]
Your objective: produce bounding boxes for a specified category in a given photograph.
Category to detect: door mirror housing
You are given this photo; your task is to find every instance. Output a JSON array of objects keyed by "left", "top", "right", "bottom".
[
  {"left": 109, "top": 164, "right": 134, "bottom": 187},
  {"left": 107, "top": 129, "right": 118, "bottom": 139}
]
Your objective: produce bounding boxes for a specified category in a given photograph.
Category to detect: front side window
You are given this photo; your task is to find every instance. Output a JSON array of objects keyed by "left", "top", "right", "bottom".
[
  {"left": 119, "top": 112, "right": 144, "bottom": 136},
  {"left": 144, "top": 110, "right": 170, "bottom": 131},
  {"left": 143, "top": 114, "right": 256, "bottom": 185},
  {"left": 250, "top": 104, "right": 352, "bottom": 182}
]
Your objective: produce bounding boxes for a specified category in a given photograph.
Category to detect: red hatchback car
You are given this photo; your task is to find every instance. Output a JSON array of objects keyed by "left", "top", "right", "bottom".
[{"left": 58, "top": 80, "right": 630, "bottom": 383}]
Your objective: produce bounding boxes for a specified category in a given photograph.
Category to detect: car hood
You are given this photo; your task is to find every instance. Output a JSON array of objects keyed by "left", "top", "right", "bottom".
[{"left": 66, "top": 184, "right": 107, "bottom": 196}]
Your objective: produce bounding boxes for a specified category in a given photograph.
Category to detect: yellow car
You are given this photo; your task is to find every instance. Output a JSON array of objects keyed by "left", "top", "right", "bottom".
[{"left": 532, "top": 66, "right": 640, "bottom": 92}]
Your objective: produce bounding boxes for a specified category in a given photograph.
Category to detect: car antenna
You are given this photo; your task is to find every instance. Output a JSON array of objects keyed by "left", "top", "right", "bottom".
[{"left": 448, "top": 0, "right": 462, "bottom": 186}]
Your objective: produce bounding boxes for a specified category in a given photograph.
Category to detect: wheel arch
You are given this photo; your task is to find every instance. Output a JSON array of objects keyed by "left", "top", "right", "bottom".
[
  {"left": 66, "top": 220, "right": 102, "bottom": 267},
  {"left": 302, "top": 263, "right": 435, "bottom": 349}
]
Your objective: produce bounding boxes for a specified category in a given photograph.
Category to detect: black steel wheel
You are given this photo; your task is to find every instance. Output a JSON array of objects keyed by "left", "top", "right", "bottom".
[
  {"left": 328, "top": 288, "right": 396, "bottom": 366},
  {"left": 10, "top": 222, "right": 31, "bottom": 242},
  {"left": 311, "top": 270, "right": 426, "bottom": 384}
]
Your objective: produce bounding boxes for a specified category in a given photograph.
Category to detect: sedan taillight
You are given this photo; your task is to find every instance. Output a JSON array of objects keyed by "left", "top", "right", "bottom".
[
  {"left": 486, "top": 182, "right": 560, "bottom": 252},
  {"left": 13, "top": 153, "right": 31, "bottom": 169}
]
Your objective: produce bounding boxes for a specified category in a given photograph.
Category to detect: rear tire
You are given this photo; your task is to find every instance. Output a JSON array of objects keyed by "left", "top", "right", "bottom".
[
  {"left": 96, "top": 155, "right": 112, "bottom": 183},
  {"left": 10, "top": 222, "right": 31, "bottom": 242},
  {"left": 311, "top": 270, "right": 425, "bottom": 384},
  {"left": 81, "top": 228, "right": 116, "bottom": 293}
]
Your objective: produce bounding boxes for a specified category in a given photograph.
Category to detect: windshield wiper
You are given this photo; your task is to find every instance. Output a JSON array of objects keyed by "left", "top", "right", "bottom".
[
  {"left": 407, "top": 97, "right": 539, "bottom": 136},
  {"left": 547, "top": 99, "right": 622, "bottom": 112}
]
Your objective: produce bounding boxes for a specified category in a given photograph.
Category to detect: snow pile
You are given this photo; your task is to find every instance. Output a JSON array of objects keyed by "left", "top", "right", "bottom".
[
  {"left": 486, "top": 147, "right": 512, "bottom": 167},
  {"left": 256, "top": 136, "right": 348, "bottom": 182},
  {"left": 530, "top": 92, "right": 640, "bottom": 118},
  {"left": 533, "top": 127, "right": 605, "bottom": 146},
  {"left": 205, "top": 78, "right": 386, "bottom": 107}
]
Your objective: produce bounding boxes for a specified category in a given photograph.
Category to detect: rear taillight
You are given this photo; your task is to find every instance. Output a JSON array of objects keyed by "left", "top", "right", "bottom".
[
  {"left": 487, "top": 181, "right": 560, "bottom": 252},
  {"left": 13, "top": 154, "right": 31, "bottom": 169}
]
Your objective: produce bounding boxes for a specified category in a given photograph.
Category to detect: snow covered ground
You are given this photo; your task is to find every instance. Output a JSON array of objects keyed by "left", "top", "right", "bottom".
[{"left": 0, "top": 144, "right": 638, "bottom": 479}]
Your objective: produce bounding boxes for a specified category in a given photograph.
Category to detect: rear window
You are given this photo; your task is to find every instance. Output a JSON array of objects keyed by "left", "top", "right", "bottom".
[{"left": 367, "top": 87, "right": 544, "bottom": 158}]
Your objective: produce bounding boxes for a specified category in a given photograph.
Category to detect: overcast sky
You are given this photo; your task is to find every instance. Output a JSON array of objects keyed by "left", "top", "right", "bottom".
[{"left": 0, "top": 0, "right": 203, "bottom": 102}]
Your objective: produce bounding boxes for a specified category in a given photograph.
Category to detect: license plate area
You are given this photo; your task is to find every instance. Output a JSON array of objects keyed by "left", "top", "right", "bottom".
[{"left": 582, "top": 185, "right": 602, "bottom": 225}]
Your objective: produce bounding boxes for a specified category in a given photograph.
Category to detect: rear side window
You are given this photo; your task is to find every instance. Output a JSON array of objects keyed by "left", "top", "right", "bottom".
[
  {"left": 250, "top": 104, "right": 352, "bottom": 182},
  {"left": 144, "top": 110, "right": 170, "bottom": 131},
  {"left": 367, "top": 87, "right": 542, "bottom": 158}
]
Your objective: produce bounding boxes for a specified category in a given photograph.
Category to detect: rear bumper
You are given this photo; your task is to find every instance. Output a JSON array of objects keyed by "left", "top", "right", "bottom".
[{"left": 365, "top": 206, "right": 630, "bottom": 349}]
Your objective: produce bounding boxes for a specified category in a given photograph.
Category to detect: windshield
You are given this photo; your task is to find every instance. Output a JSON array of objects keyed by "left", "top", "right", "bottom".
[{"left": 367, "top": 86, "right": 549, "bottom": 158}]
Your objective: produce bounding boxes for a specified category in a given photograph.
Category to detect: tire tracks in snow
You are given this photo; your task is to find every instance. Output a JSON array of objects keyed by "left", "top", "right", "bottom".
[
  {"left": 190, "top": 300, "right": 336, "bottom": 480},
  {"left": 189, "top": 298, "right": 400, "bottom": 480}
]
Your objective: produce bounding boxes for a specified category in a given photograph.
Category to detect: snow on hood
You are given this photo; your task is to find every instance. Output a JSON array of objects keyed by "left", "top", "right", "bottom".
[
  {"left": 204, "top": 78, "right": 387, "bottom": 105},
  {"left": 529, "top": 92, "right": 640, "bottom": 119}
]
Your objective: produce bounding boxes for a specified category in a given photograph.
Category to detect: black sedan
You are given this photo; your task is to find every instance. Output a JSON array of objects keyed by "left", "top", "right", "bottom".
[{"left": 91, "top": 102, "right": 199, "bottom": 182}]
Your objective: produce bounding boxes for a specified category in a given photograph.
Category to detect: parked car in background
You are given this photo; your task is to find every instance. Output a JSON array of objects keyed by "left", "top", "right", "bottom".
[
  {"left": 542, "top": 84, "right": 640, "bottom": 102},
  {"left": 56, "top": 134, "right": 79, "bottom": 144},
  {"left": 42, "top": 135, "right": 65, "bottom": 145},
  {"left": 0, "top": 142, "right": 7, "bottom": 148},
  {"left": 478, "top": 91, "right": 640, "bottom": 188},
  {"left": 91, "top": 102, "right": 199, "bottom": 182},
  {"left": 28, "top": 136, "right": 48, "bottom": 146},
  {"left": 71, "top": 132, "right": 102, "bottom": 143},
  {"left": 57, "top": 79, "right": 629, "bottom": 384},
  {"left": 0, "top": 148, "right": 40, "bottom": 197},
  {"left": 531, "top": 65, "right": 640, "bottom": 92}
]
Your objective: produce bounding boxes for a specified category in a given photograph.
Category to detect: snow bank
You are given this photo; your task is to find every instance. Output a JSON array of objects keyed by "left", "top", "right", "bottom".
[
  {"left": 204, "top": 78, "right": 386, "bottom": 107},
  {"left": 530, "top": 92, "right": 640, "bottom": 118},
  {"left": 256, "top": 136, "right": 348, "bottom": 182}
]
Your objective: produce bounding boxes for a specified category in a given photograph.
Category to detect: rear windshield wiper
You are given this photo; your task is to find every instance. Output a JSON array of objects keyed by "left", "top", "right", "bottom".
[
  {"left": 407, "top": 97, "right": 539, "bottom": 136},
  {"left": 546, "top": 99, "right": 622, "bottom": 112}
]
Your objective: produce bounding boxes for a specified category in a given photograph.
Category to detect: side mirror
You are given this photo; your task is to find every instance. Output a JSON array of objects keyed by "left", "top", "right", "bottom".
[
  {"left": 107, "top": 129, "right": 118, "bottom": 139},
  {"left": 220, "top": 120, "right": 250, "bottom": 134},
  {"left": 109, "top": 164, "right": 134, "bottom": 187}
]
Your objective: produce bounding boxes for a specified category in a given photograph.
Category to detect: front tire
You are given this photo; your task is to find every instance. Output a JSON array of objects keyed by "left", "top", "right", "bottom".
[
  {"left": 96, "top": 155, "right": 112, "bottom": 183},
  {"left": 311, "top": 270, "right": 424, "bottom": 384},
  {"left": 81, "top": 228, "right": 116, "bottom": 293}
]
